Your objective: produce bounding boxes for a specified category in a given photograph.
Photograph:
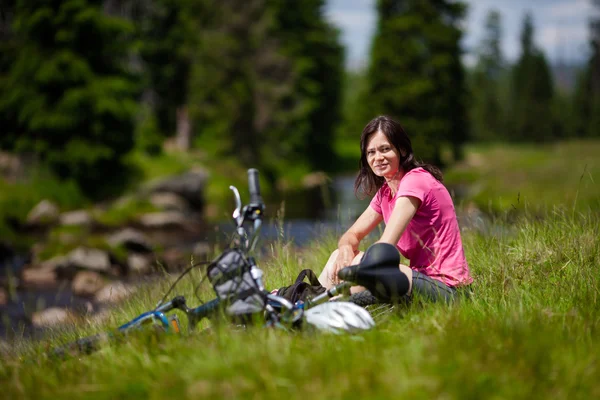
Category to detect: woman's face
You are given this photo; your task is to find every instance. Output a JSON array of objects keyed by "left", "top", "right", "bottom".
[{"left": 365, "top": 131, "right": 401, "bottom": 179}]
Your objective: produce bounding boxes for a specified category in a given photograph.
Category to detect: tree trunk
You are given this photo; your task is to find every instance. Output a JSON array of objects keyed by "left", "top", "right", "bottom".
[{"left": 175, "top": 106, "right": 191, "bottom": 151}]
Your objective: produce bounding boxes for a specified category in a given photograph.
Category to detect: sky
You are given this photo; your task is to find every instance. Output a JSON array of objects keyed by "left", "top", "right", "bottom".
[{"left": 324, "top": 0, "right": 599, "bottom": 69}]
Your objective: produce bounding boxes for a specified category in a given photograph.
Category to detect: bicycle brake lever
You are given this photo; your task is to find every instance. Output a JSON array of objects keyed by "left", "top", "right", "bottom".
[{"left": 229, "top": 185, "right": 242, "bottom": 222}]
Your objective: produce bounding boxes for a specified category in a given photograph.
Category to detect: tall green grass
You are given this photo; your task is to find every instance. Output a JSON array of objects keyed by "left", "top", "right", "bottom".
[{"left": 1, "top": 209, "right": 599, "bottom": 399}]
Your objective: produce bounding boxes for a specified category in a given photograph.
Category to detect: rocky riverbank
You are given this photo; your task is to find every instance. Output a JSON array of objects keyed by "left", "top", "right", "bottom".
[{"left": 0, "top": 168, "right": 215, "bottom": 334}]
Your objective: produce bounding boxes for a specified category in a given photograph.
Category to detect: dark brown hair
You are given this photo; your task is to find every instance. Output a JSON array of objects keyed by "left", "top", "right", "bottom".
[{"left": 354, "top": 115, "right": 443, "bottom": 198}]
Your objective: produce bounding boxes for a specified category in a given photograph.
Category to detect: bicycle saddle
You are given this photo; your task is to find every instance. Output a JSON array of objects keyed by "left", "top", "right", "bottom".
[{"left": 337, "top": 243, "right": 409, "bottom": 303}]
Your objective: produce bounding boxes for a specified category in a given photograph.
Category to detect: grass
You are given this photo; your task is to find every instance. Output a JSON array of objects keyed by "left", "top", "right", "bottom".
[
  {"left": 1, "top": 208, "right": 600, "bottom": 399},
  {"left": 444, "top": 140, "right": 600, "bottom": 214}
]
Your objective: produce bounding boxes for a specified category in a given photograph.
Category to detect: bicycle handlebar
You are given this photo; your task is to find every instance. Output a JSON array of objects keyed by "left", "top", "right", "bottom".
[{"left": 247, "top": 168, "right": 263, "bottom": 206}]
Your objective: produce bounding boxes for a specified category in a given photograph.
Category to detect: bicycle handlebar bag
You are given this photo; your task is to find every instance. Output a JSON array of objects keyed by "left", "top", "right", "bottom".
[{"left": 207, "top": 248, "right": 266, "bottom": 317}]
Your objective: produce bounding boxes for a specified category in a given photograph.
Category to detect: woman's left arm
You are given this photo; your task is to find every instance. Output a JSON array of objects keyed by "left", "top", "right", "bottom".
[{"left": 378, "top": 196, "right": 421, "bottom": 245}]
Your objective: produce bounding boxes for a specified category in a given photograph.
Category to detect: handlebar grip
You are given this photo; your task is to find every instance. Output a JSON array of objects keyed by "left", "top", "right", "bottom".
[{"left": 247, "top": 168, "right": 263, "bottom": 205}]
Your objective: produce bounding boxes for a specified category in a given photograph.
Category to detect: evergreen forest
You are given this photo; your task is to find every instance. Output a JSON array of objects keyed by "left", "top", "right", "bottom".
[{"left": 0, "top": 0, "right": 599, "bottom": 210}]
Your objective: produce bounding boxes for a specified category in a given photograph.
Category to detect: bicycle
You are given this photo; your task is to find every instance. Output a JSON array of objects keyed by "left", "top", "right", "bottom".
[{"left": 50, "top": 169, "right": 407, "bottom": 359}]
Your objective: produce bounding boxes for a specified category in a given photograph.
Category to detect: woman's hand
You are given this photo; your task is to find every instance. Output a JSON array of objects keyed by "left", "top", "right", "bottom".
[{"left": 331, "top": 245, "right": 356, "bottom": 285}]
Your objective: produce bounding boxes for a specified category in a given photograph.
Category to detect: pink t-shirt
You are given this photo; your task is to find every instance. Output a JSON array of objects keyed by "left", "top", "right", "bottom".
[{"left": 369, "top": 168, "right": 472, "bottom": 287}]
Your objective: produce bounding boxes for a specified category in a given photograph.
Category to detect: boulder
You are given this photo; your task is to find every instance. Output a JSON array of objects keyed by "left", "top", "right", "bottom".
[
  {"left": 127, "top": 253, "right": 152, "bottom": 275},
  {"left": 149, "top": 168, "right": 208, "bottom": 209},
  {"left": 66, "top": 247, "right": 112, "bottom": 273},
  {"left": 107, "top": 228, "right": 153, "bottom": 253},
  {"left": 95, "top": 282, "right": 136, "bottom": 304},
  {"left": 71, "top": 271, "right": 106, "bottom": 297},
  {"left": 139, "top": 211, "right": 188, "bottom": 230},
  {"left": 26, "top": 200, "right": 60, "bottom": 227},
  {"left": 59, "top": 210, "right": 93, "bottom": 227},
  {"left": 21, "top": 267, "right": 57, "bottom": 287},
  {"left": 31, "top": 307, "right": 73, "bottom": 328},
  {"left": 149, "top": 192, "right": 190, "bottom": 213}
]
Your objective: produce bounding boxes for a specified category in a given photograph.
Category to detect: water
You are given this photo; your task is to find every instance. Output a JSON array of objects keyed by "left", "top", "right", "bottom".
[{"left": 256, "top": 174, "right": 370, "bottom": 246}]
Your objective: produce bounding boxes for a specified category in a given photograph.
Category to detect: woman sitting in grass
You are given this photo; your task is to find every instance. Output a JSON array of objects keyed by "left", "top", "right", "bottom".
[{"left": 318, "top": 115, "right": 473, "bottom": 302}]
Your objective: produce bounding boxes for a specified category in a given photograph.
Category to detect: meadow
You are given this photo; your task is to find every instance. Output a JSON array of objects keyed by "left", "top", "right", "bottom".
[{"left": 1, "top": 141, "right": 599, "bottom": 399}]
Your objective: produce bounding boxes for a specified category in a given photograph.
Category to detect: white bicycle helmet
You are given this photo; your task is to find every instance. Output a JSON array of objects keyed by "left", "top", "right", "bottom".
[{"left": 303, "top": 301, "right": 375, "bottom": 334}]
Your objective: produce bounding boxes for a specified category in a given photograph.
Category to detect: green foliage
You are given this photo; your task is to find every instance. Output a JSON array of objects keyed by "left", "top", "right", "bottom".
[
  {"left": 0, "top": 0, "right": 140, "bottom": 198},
  {"left": 270, "top": 0, "right": 345, "bottom": 172},
  {"left": 509, "top": 13, "right": 556, "bottom": 142},
  {"left": 135, "top": 0, "right": 196, "bottom": 141},
  {"left": 189, "top": 0, "right": 289, "bottom": 176},
  {"left": 363, "top": 0, "right": 469, "bottom": 164},
  {"left": 189, "top": 0, "right": 343, "bottom": 181}
]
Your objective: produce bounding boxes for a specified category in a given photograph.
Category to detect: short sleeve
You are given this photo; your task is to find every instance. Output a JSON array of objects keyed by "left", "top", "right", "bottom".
[
  {"left": 369, "top": 187, "right": 383, "bottom": 214},
  {"left": 396, "top": 169, "right": 431, "bottom": 203}
]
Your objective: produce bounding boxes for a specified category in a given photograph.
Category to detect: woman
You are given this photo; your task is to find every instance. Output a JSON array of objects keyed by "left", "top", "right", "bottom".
[{"left": 318, "top": 116, "right": 472, "bottom": 302}]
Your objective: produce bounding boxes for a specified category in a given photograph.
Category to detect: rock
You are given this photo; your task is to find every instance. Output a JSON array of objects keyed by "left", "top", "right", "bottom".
[
  {"left": 26, "top": 200, "right": 60, "bottom": 227},
  {"left": 71, "top": 271, "right": 106, "bottom": 297},
  {"left": 95, "top": 282, "right": 135, "bottom": 304},
  {"left": 127, "top": 253, "right": 152, "bottom": 275},
  {"left": 31, "top": 307, "right": 73, "bottom": 328},
  {"left": 66, "top": 247, "right": 111, "bottom": 273},
  {"left": 107, "top": 228, "right": 153, "bottom": 253},
  {"left": 149, "top": 192, "right": 190, "bottom": 213},
  {"left": 21, "top": 267, "right": 57, "bottom": 287},
  {"left": 139, "top": 211, "right": 188, "bottom": 230},
  {"left": 149, "top": 168, "right": 208, "bottom": 209},
  {"left": 59, "top": 210, "right": 93, "bottom": 227}
]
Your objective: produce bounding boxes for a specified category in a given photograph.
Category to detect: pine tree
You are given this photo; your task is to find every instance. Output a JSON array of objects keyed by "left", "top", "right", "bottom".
[
  {"left": 573, "top": 0, "right": 600, "bottom": 138},
  {"left": 510, "top": 13, "right": 554, "bottom": 142},
  {"left": 135, "top": 0, "right": 197, "bottom": 151},
  {"left": 0, "top": 0, "right": 140, "bottom": 197},
  {"left": 270, "top": 0, "right": 344, "bottom": 172},
  {"left": 364, "top": 0, "right": 468, "bottom": 164},
  {"left": 189, "top": 0, "right": 287, "bottom": 174},
  {"left": 470, "top": 9, "right": 505, "bottom": 141},
  {"left": 189, "top": 0, "right": 344, "bottom": 178}
]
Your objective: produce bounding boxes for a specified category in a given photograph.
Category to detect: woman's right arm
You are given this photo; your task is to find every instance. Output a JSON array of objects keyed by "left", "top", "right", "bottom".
[{"left": 332, "top": 207, "right": 383, "bottom": 282}]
